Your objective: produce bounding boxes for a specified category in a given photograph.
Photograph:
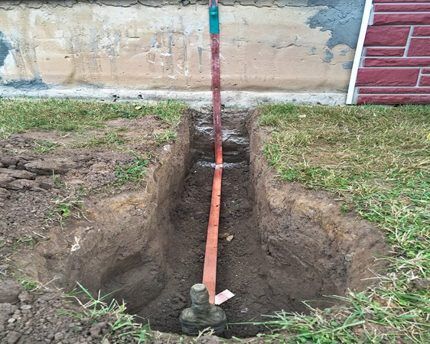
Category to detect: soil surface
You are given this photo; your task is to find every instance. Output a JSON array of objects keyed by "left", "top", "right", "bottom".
[
  {"left": 0, "top": 116, "right": 170, "bottom": 263},
  {"left": 0, "top": 115, "right": 188, "bottom": 343}
]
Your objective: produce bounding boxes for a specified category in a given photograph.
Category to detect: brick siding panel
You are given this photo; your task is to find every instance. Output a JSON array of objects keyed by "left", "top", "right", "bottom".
[
  {"left": 375, "top": 4, "right": 430, "bottom": 12},
  {"left": 420, "top": 75, "right": 430, "bottom": 86},
  {"left": 364, "top": 26, "right": 410, "bottom": 46},
  {"left": 366, "top": 48, "right": 405, "bottom": 56},
  {"left": 408, "top": 38, "right": 430, "bottom": 56},
  {"left": 414, "top": 27, "right": 430, "bottom": 37},
  {"left": 353, "top": 1, "right": 430, "bottom": 104},
  {"left": 373, "top": 13, "right": 430, "bottom": 25},
  {"left": 356, "top": 68, "right": 420, "bottom": 86},
  {"left": 358, "top": 95, "right": 430, "bottom": 105},
  {"left": 374, "top": 0, "right": 430, "bottom": 3},
  {"left": 364, "top": 58, "right": 430, "bottom": 67},
  {"left": 359, "top": 87, "right": 430, "bottom": 94}
]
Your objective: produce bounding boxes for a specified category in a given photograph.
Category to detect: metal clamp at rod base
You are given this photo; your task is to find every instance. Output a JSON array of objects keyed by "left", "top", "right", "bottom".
[{"left": 179, "top": 284, "right": 227, "bottom": 336}]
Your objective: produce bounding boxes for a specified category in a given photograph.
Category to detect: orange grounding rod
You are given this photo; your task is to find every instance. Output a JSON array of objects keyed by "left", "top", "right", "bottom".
[{"left": 202, "top": 0, "right": 223, "bottom": 305}]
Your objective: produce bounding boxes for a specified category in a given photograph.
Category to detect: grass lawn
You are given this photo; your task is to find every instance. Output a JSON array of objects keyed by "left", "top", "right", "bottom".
[
  {"left": 258, "top": 104, "right": 429, "bottom": 343},
  {"left": 0, "top": 99, "right": 185, "bottom": 138}
]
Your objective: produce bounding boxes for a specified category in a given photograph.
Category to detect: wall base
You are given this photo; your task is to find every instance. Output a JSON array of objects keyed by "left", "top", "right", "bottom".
[{"left": 0, "top": 87, "right": 346, "bottom": 109}]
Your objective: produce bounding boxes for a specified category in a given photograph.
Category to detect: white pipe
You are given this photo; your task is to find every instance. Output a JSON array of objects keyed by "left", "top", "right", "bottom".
[{"left": 346, "top": 0, "right": 373, "bottom": 105}]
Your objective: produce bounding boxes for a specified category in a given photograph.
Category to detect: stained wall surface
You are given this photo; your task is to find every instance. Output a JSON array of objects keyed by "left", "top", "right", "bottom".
[{"left": 0, "top": 1, "right": 365, "bottom": 94}]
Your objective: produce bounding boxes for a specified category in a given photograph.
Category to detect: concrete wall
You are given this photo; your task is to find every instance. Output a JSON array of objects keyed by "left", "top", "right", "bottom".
[{"left": 0, "top": 1, "right": 365, "bottom": 100}]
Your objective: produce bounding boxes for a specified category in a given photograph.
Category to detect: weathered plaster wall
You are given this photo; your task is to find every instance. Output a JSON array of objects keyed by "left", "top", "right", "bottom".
[{"left": 0, "top": 1, "right": 364, "bottom": 95}]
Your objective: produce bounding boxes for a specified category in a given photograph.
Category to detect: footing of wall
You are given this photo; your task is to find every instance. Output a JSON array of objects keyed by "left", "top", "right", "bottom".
[{"left": 0, "top": 87, "right": 346, "bottom": 108}]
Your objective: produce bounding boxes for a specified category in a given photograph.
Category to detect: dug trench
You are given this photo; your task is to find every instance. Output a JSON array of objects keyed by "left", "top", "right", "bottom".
[{"left": 22, "top": 110, "right": 387, "bottom": 338}]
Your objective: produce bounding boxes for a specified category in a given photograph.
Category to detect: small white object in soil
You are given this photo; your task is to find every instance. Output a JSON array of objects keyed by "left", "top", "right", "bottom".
[
  {"left": 70, "top": 236, "right": 81, "bottom": 252},
  {"left": 215, "top": 289, "right": 235, "bottom": 305}
]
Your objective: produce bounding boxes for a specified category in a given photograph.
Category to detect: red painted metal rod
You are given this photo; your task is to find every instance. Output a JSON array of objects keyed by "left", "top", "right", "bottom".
[
  {"left": 211, "top": 34, "right": 223, "bottom": 166},
  {"left": 202, "top": 167, "right": 222, "bottom": 304},
  {"left": 202, "top": 0, "right": 223, "bottom": 304}
]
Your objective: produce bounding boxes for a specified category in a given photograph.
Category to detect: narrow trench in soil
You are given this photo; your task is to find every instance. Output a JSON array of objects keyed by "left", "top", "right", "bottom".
[
  {"left": 135, "top": 111, "right": 268, "bottom": 337},
  {"left": 33, "top": 110, "right": 385, "bottom": 338}
]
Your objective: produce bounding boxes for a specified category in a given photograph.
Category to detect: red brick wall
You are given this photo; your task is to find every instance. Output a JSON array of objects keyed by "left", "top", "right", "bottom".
[{"left": 356, "top": 0, "right": 430, "bottom": 104}]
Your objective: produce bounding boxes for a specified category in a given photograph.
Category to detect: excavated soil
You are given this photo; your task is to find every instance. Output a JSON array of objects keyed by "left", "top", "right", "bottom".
[{"left": 0, "top": 110, "right": 388, "bottom": 342}]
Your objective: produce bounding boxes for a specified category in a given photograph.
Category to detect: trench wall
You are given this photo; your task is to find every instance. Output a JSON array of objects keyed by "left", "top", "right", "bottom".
[
  {"left": 248, "top": 113, "right": 388, "bottom": 311},
  {"left": 0, "top": 1, "right": 364, "bottom": 98}
]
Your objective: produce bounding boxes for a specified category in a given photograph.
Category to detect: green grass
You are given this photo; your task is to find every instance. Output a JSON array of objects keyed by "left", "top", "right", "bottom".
[
  {"left": 115, "top": 157, "right": 150, "bottom": 185},
  {"left": 33, "top": 140, "right": 59, "bottom": 153},
  {"left": 257, "top": 104, "right": 430, "bottom": 343},
  {"left": 154, "top": 128, "right": 177, "bottom": 145},
  {"left": 64, "top": 282, "right": 151, "bottom": 343},
  {"left": 56, "top": 200, "right": 80, "bottom": 219},
  {"left": 0, "top": 99, "right": 185, "bottom": 138},
  {"left": 52, "top": 173, "right": 65, "bottom": 189},
  {"left": 14, "top": 274, "right": 39, "bottom": 292},
  {"left": 12, "top": 235, "right": 37, "bottom": 251},
  {"left": 77, "top": 131, "right": 126, "bottom": 148},
  {"left": 19, "top": 278, "right": 38, "bottom": 292},
  {"left": 48, "top": 189, "right": 85, "bottom": 227}
]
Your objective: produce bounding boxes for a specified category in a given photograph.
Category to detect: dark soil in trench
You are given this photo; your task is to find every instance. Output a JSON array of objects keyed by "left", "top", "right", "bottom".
[{"left": 136, "top": 112, "right": 283, "bottom": 337}]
